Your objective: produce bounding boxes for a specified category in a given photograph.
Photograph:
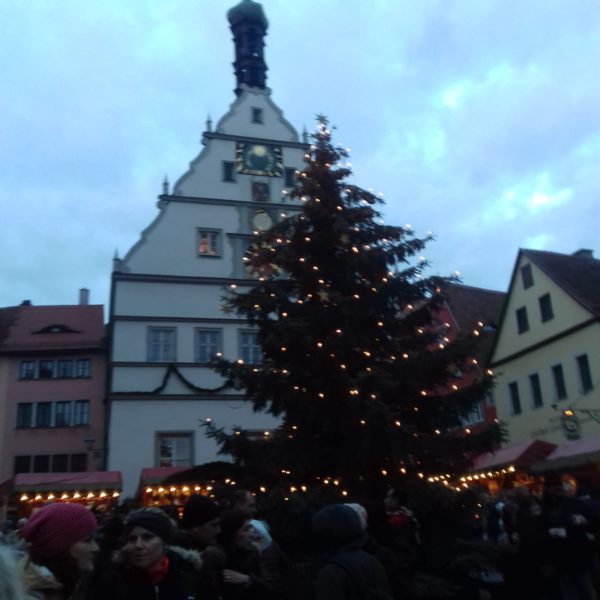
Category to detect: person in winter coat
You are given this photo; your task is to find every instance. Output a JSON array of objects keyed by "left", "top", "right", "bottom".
[
  {"left": 177, "top": 494, "right": 226, "bottom": 600},
  {"left": 0, "top": 545, "right": 25, "bottom": 600},
  {"left": 93, "top": 507, "right": 202, "bottom": 600},
  {"left": 313, "top": 504, "right": 392, "bottom": 600},
  {"left": 218, "top": 508, "right": 274, "bottom": 600},
  {"left": 19, "top": 502, "right": 98, "bottom": 600}
]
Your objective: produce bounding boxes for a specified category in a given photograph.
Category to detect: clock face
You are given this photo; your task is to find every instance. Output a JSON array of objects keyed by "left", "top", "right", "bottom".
[
  {"left": 236, "top": 143, "right": 283, "bottom": 176},
  {"left": 251, "top": 210, "right": 273, "bottom": 231}
]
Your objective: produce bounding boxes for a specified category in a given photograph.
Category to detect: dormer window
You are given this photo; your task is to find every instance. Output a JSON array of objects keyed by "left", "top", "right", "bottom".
[
  {"left": 251, "top": 107, "right": 263, "bottom": 124},
  {"left": 521, "top": 264, "right": 534, "bottom": 289},
  {"left": 539, "top": 293, "right": 554, "bottom": 322}
]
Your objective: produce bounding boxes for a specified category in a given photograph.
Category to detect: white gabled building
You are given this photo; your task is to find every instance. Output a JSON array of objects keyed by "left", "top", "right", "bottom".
[{"left": 107, "top": 0, "right": 306, "bottom": 497}]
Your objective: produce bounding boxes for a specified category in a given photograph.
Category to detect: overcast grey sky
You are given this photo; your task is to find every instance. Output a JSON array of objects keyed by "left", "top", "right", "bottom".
[{"left": 2, "top": 0, "right": 599, "bottom": 311}]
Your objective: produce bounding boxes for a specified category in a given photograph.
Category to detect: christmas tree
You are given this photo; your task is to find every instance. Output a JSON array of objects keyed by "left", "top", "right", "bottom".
[{"left": 208, "top": 116, "right": 502, "bottom": 494}]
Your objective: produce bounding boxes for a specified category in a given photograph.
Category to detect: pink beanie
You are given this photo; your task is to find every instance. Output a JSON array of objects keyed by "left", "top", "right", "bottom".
[{"left": 22, "top": 503, "right": 97, "bottom": 557}]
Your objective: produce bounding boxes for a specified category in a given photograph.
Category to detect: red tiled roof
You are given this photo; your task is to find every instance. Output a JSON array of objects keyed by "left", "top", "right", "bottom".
[
  {"left": 13, "top": 471, "right": 122, "bottom": 492},
  {"left": 0, "top": 304, "right": 105, "bottom": 353},
  {"left": 523, "top": 249, "right": 600, "bottom": 317},
  {"left": 443, "top": 283, "right": 506, "bottom": 332},
  {"left": 472, "top": 439, "right": 557, "bottom": 471}
]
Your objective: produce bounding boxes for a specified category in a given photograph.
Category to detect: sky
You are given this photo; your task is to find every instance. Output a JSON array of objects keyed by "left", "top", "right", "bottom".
[{"left": 2, "top": 0, "right": 600, "bottom": 312}]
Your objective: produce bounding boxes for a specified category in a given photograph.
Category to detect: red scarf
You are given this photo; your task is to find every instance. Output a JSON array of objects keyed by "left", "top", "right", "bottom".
[{"left": 129, "top": 554, "right": 170, "bottom": 586}]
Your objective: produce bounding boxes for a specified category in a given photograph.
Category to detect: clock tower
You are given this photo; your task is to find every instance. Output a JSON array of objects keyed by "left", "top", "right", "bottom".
[
  {"left": 228, "top": 0, "right": 269, "bottom": 96},
  {"left": 107, "top": 1, "right": 307, "bottom": 497}
]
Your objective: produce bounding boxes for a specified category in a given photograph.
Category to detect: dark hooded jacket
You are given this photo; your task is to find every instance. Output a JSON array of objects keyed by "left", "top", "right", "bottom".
[{"left": 313, "top": 505, "right": 391, "bottom": 600}]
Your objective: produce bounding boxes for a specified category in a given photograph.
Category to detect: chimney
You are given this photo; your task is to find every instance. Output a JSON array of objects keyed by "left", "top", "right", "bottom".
[
  {"left": 572, "top": 249, "right": 594, "bottom": 259},
  {"left": 79, "top": 288, "right": 90, "bottom": 305},
  {"left": 20, "top": 300, "right": 32, "bottom": 306}
]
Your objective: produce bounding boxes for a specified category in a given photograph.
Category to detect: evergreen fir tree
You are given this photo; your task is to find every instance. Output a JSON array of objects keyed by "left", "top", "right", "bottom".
[{"left": 208, "top": 116, "right": 502, "bottom": 493}]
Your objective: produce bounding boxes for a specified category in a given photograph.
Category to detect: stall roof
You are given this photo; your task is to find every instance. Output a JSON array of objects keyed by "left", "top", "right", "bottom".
[
  {"left": 14, "top": 471, "right": 122, "bottom": 492},
  {"left": 472, "top": 439, "right": 557, "bottom": 471},
  {"left": 139, "top": 467, "right": 187, "bottom": 486},
  {"left": 530, "top": 437, "right": 600, "bottom": 473}
]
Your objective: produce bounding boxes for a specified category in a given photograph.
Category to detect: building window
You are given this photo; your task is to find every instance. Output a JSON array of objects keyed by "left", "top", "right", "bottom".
[
  {"left": 70, "top": 454, "right": 87, "bottom": 472},
  {"left": 508, "top": 382, "right": 522, "bottom": 415},
  {"left": 35, "top": 402, "right": 52, "bottom": 428},
  {"left": 38, "top": 360, "right": 54, "bottom": 379},
  {"left": 251, "top": 107, "right": 263, "bottom": 123},
  {"left": 14, "top": 456, "right": 31, "bottom": 475},
  {"left": 462, "top": 402, "right": 483, "bottom": 425},
  {"left": 252, "top": 181, "right": 270, "bottom": 202},
  {"left": 33, "top": 455, "right": 50, "bottom": 473},
  {"left": 577, "top": 354, "right": 594, "bottom": 393},
  {"left": 148, "top": 328, "right": 176, "bottom": 362},
  {"left": 197, "top": 229, "right": 221, "bottom": 257},
  {"left": 223, "top": 161, "right": 236, "bottom": 182},
  {"left": 75, "top": 359, "right": 91, "bottom": 378},
  {"left": 552, "top": 364, "right": 568, "bottom": 400},
  {"left": 54, "top": 401, "right": 71, "bottom": 427},
  {"left": 239, "top": 331, "right": 261, "bottom": 364},
  {"left": 521, "top": 263, "right": 534, "bottom": 289},
  {"left": 16, "top": 403, "right": 33, "bottom": 429},
  {"left": 539, "top": 294, "right": 554, "bottom": 322},
  {"left": 57, "top": 359, "right": 74, "bottom": 378},
  {"left": 516, "top": 307, "right": 529, "bottom": 334},
  {"left": 284, "top": 167, "right": 296, "bottom": 188},
  {"left": 19, "top": 361, "right": 35, "bottom": 380},
  {"left": 52, "top": 454, "right": 69, "bottom": 472},
  {"left": 73, "top": 400, "right": 90, "bottom": 426},
  {"left": 157, "top": 433, "right": 193, "bottom": 467},
  {"left": 529, "top": 373, "right": 543, "bottom": 408},
  {"left": 195, "top": 329, "right": 221, "bottom": 364}
]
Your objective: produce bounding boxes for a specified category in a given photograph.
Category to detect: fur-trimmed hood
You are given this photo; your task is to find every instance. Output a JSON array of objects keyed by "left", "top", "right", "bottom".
[
  {"left": 19, "top": 556, "right": 66, "bottom": 600},
  {"left": 110, "top": 545, "right": 204, "bottom": 572}
]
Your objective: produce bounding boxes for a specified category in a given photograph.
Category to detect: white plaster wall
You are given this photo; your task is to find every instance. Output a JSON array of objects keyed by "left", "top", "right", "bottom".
[
  {"left": 108, "top": 399, "right": 280, "bottom": 497},
  {"left": 123, "top": 203, "right": 240, "bottom": 276},
  {"left": 493, "top": 254, "right": 593, "bottom": 363},
  {"left": 113, "top": 281, "right": 252, "bottom": 319},
  {"left": 495, "top": 323, "right": 600, "bottom": 444}
]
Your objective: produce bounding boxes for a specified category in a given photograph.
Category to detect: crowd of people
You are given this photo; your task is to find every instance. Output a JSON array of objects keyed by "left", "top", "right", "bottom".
[
  {"left": 471, "top": 479, "right": 600, "bottom": 600},
  {"left": 0, "top": 479, "right": 599, "bottom": 599},
  {"left": 0, "top": 486, "right": 418, "bottom": 600}
]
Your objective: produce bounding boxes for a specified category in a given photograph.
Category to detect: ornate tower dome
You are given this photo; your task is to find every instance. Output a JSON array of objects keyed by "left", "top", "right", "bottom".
[{"left": 227, "top": 0, "right": 269, "bottom": 95}]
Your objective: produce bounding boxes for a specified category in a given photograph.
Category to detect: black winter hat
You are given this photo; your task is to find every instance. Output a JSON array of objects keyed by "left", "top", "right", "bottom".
[
  {"left": 125, "top": 508, "right": 174, "bottom": 543},
  {"left": 181, "top": 494, "right": 220, "bottom": 530},
  {"left": 312, "top": 504, "right": 366, "bottom": 550},
  {"left": 219, "top": 508, "right": 251, "bottom": 544}
]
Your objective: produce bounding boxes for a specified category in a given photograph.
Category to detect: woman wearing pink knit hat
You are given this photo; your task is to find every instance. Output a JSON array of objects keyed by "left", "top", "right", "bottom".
[{"left": 19, "top": 502, "right": 98, "bottom": 599}]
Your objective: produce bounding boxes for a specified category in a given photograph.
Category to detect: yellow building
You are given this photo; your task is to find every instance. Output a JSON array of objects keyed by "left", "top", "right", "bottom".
[{"left": 491, "top": 248, "right": 600, "bottom": 445}]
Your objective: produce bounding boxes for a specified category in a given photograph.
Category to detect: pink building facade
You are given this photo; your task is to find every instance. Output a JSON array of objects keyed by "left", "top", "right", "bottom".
[{"left": 0, "top": 298, "right": 106, "bottom": 492}]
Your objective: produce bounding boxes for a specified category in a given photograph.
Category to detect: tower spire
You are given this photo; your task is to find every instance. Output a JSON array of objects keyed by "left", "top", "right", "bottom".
[{"left": 227, "top": 0, "right": 269, "bottom": 96}]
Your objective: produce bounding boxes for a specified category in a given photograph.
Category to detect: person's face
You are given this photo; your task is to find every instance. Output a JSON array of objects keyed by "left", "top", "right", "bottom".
[
  {"left": 69, "top": 535, "right": 99, "bottom": 573},
  {"left": 235, "top": 492, "right": 257, "bottom": 516},
  {"left": 125, "top": 526, "right": 164, "bottom": 570},
  {"left": 190, "top": 517, "right": 221, "bottom": 546},
  {"left": 233, "top": 519, "right": 253, "bottom": 549}
]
